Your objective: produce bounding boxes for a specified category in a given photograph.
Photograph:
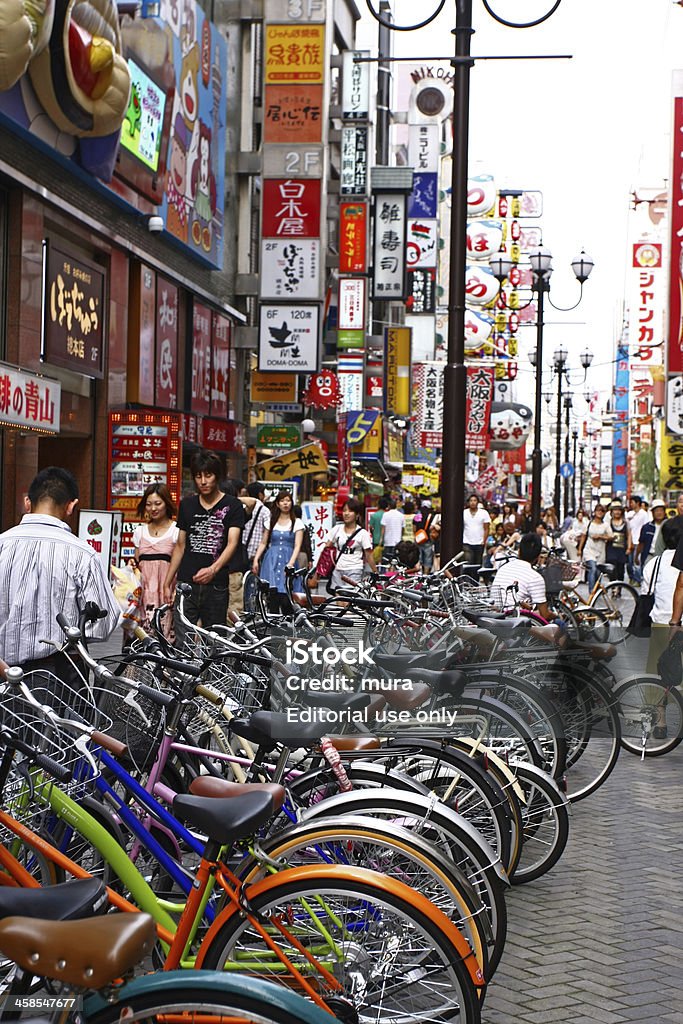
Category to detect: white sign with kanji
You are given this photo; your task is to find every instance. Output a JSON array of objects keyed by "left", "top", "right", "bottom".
[
  {"left": 372, "top": 193, "right": 407, "bottom": 300},
  {"left": 260, "top": 239, "right": 321, "bottom": 299},
  {"left": 301, "top": 501, "right": 334, "bottom": 560},
  {"left": 0, "top": 363, "right": 61, "bottom": 434}
]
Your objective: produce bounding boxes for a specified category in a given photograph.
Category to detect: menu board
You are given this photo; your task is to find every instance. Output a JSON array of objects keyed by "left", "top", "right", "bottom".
[{"left": 108, "top": 411, "right": 182, "bottom": 559}]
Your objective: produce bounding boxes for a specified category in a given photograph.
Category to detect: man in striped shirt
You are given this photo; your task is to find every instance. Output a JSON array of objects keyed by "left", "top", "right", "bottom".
[{"left": 0, "top": 467, "right": 120, "bottom": 685}]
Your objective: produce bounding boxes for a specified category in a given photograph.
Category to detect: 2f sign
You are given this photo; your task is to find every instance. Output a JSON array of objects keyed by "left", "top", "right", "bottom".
[{"left": 285, "top": 150, "right": 321, "bottom": 176}]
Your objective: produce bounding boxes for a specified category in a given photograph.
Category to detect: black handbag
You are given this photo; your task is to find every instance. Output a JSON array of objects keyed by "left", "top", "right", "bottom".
[
  {"left": 658, "top": 631, "right": 683, "bottom": 686},
  {"left": 626, "top": 556, "right": 661, "bottom": 638}
]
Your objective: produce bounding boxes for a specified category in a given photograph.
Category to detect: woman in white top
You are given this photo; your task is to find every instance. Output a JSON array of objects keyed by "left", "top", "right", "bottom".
[
  {"left": 253, "top": 491, "right": 304, "bottom": 612},
  {"left": 323, "top": 498, "right": 376, "bottom": 592},
  {"left": 561, "top": 509, "right": 588, "bottom": 561},
  {"left": 133, "top": 484, "right": 180, "bottom": 639},
  {"left": 577, "top": 504, "right": 613, "bottom": 591},
  {"left": 642, "top": 518, "right": 682, "bottom": 674}
]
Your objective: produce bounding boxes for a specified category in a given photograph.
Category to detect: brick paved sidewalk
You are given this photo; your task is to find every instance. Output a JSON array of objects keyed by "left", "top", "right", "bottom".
[{"left": 484, "top": 744, "right": 683, "bottom": 1023}]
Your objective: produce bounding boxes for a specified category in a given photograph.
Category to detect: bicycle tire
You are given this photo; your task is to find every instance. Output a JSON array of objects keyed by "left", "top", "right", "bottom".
[
  {"left": 572, "top": 604, "right": 610, "bottom": 643},
  {"left": 507, "top": 761, "right": 570, "bottom": 884},
  {"left": 614, "top": 674, "right": 683, "bottom": 757},
  {"left": 199, "top": 867, "right": 483, "bottom": 1024},
  {"left": 591, "top": 581, "right": 638, "bottom": 644},
  {"left": 85, "top": 970, "right": 340, "bottom": 1024},
  {"left": 546, "top": 597, "right": 581, "bottom": 639},
  {"left": 238, "top": 814, "right": 492, "bottom": 977}
]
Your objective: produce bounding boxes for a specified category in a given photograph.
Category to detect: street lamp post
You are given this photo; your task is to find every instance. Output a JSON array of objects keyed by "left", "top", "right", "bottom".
[
  {"left": 552, "top": 344, "right": 568, "bottom": 515},
  {"left": 571, "top": 429, "right": 578, "bottom": 512},
  {"left": 579, "top": 441, "right": 586, "bottom": 510},
  {"left": 563, "top": 395, "right": 573, "bottom": 519},
  {"left": 491, "top": 246, "right": 594, "bottom": 526}
]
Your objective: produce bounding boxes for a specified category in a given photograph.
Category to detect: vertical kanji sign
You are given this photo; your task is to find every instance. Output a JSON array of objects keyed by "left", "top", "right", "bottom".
[
  {"left": 372, "top": 193, "right": 407, "bottom": 300},
  {"left": 465, "top": 365, "right": 495, "bottom": 451}
]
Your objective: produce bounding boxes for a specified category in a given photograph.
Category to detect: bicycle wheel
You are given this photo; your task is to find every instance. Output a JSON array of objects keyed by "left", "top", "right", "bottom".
[
  {"left": 546, "top": 597, "right": 580, "bottom": 639},
  {"left": 614, "top": 674, "right": 683, "bottom": 757},
  {"left": 572, "top": 604, "right": 610, "bottom": 643},
  {"left": 592, "top": 582, "right": 638, "bottom": 643},
  {"left": 200, "top": 867, "right": 483, "bottom": 1024},
  {"left": 239, "top": 815, "right": 491, "bottom": 978},
  {"left": 507, "top": 761, "right": 570, "bottom": 885},
  {"left": 86, "top": 971, "right": 340, "bottom": 1024}
]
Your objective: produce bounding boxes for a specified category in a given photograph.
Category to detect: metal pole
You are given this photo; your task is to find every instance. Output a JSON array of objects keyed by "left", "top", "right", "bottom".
[
  {"left": 440, "top": 0, "right": 474, "bottom": 564},
  {"left": 579, "top": 445, "right": 585, "bottom": 510},
  {"left": 530, "top": 283, "right": 545, "bottom": 525},
  {"left": 376, "top": 1, "right": 392, "bottom": 166},
  {"left": 571, "top": 430, "right": 578, "bottom": 512},
  {"left": 554, "top": 368, "right": 563, "bottom": 515},
  {"left": 563, "top": 400, "right": 571, "bottom": 519}
]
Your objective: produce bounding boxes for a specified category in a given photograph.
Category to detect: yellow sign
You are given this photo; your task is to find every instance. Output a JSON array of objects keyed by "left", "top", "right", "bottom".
[
  {"left": 385, "top": 327, "right": 411, "bottom": 417},
  {"left": 255, "top": 442, "right": 328, "bottom": 480},
  {"left": 250, "top": 371, "right": 297, "bottom": 403},
  {"left": 662, "top": 427, "right": 683, "bottom": 491},
  {"left": 264, "top": 24, "right": 325, "bottom": 84}
]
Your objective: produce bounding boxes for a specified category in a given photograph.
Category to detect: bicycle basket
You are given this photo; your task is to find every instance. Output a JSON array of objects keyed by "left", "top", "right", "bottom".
[
  {"left": 538, "top": 556, "right": 581, "bottom": 594},
  {"left": 95, "top": 660, "right": 169, "bottom": 776}
]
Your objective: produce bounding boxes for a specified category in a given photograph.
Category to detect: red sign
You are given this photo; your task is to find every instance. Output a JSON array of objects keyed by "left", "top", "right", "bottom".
[
  {"left": 303, "top": 370, "right": 341, "bottom": 410},
  {"left": 191, "top": 303, "right": 212, "bottom": 415},
  {"left": 262, "top": 179, "right": 321, "bottom": 238},
  {"left": 465, "top": 365, "right": 495, "bottom": 451},
  {"left": 264, "top": 85, "right": 323, "bottom": 144},
  {"left": 182, "top": 414, "right": 200, "bottom": 446},
  {"left": 339, "top": 202, "right": 367, "bottom": 273},
  {"left": 155, "top": 278, "right": 178, "bottom": 409},
  {"left": 669, "top": 96, "right": 683, "bottom": 374},
  {"left": 203, "top": 418, "right": 246, "bottom": 454},
  {"left": 108, "top": 410, "right": 182, "bottom": 517},
  {"left": 366, "top": 375, "right": 383, "bottom": 399},
  {"left": 211, "top": 313, "right": 231, "bottom": 417}
]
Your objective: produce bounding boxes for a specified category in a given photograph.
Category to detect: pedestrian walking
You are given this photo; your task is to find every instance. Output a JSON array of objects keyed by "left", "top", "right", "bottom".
[
  {"left": 626, "top": 494, "right": 649, "bottom": 584},
  {"left": 322, "top": 498, "right": 376, "bottom": 592},
  {"left": 380, "top": 500, "right": 404, "bottom": 562},
  {"left": 252, "top": 491, "right": 305, "bottom": 613},
  {"left": 605, "top": 502, "right": 631, "bottom": 582},
  {"left": 369, "top": 496, "right": 390, "bottom": 564},
  {"left": 577, "top": 504, "right": 613, "bottom": 591},
  {"left": 639, "top": 498, "right": 668, "bottom": 563},
  {"left": 0, "top": 466, "right": 120, "bottom": 686},
  {"left": 462, "top": 493, "right": 491, "bottom": 567},
  {"left": 163, "top": 450, "right": 245, "bottom": 644},
  {"left": 132, "top": 484, "right": 179, "bottom": 640},
  {"left": 643, "top": 518, "right": 681, "bottom": 677}
]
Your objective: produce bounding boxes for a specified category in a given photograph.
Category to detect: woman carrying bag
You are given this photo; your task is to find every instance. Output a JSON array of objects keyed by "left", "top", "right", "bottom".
[
  {"left": 640, "top": 518, "right": 682, "bottom": 674},
  {"left": 320, "top": 498, "right": 376, "bottom": 593}
]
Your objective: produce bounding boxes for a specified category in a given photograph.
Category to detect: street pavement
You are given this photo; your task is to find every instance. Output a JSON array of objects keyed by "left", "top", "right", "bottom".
[{"left": 484, "top": 637, "right": 683, "bottom": 1023}]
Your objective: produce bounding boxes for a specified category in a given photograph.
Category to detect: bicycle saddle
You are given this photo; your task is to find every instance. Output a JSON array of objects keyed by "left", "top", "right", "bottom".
[
  {"left": 189, "top": 775, "right": 286, "bottom": 811},
  {"left": 596, "top": 563, "right": 613, "bottom": 574},
  {"left": 0, "top": 912, "right": 156, "bottom": 989},
  {"left": 475, "top": 617, "right": 531, "bottom": 638},
  {"left": 0, "top": 878, "right": 106, "bottom": 923},
  {"left": 301, "top": 689, "right": 372, "bottom": 712},
  {"left": 230, "top": 710, "right": 330, "bottom": 747},
  {"left": 459, "top": 608, "right": 507, "bottom": 625},
  {"left": 373, "top": 649, "right": 448, "bottom": 673},
  {"left": 173, "top": 790, "right": 276, "bottom": 846}
]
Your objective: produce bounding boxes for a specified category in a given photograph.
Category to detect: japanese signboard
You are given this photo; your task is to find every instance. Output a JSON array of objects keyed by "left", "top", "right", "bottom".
[
  {"left": 155, "top": 278, "right": 178, "bottom": 409},
  {"left": 264, "top": 24, "right": 325, "bottom": 83},
  {"left": 128, "top": 264, "right": 156, "bottom": 406},
  {"left": 347, "top": 409, "right": 382, "bottom": 451},
  {"left": 0, "top": 363, "right": 60, "bottom": 434},
  {"left": 211, "top": 313, "right": 231, "bottom": 417},
  {"left": 407, "top": 269, "right": 436, "bottom": 314},
  {"left": 43, "top": 241, "right": 105, "bottom": 378},
  {"left": 202, "top": 418, "right": 246, "bottom": 454},
  {"left": 629, "top": 241, "right": 664, "bottom": 369},
  {"left": 338, "top": 370, "right": 364, "bottom": 413},
  {"left": 465, "top": 264, "right": 499, "bottom": 307},
  {"left": 342, "top": 50, "right": 370, "bottom": 120},
  {"left": 255, "top": 442, "right": 328, "bottom": 479},
  {"left": 263, "top": 145, "right": 323, "bottom": 178},
  {"left": 262, "top": 178, "right": 321, "bottom": 238},
  {"left": 662, "top": 429, "right": 683, "bottom": 491},
  {"left": 260, "top": 239, "right": 321, "bottom": 299},
  {"left": 467, "top": 174, "right": 497, "bottom": 218},
  {"left": 408, "top": 173, "right": 438, "bottom": 219},
  {"left": 466, "top": 220, "right": 503, "bottom": 261},
  {"left": 191, "top": 303, "right": 212, "bottom": 415},
  {"left": 338, "top": 278, "right": 366, "bottom": 331},
  {"left": 413, "top": 362, "right": 444, "bottom": 448},
  {"left": 258, "top": 304, "right": 320, "bottom": 372},
  {"left": 465, "top": 365, "right": 495, "bottom": 451},
  {"left": 406, "top": 220, "right": 438, "bottom": 268},
  {"left": 337, "top": 329, "right": 365, "bottom": 350},
  {"left": 301, "top": 501, "right": 334, "bottom": 560},
  {"left": 669, "top": 96, "right": 683, "bottom": 375},
  {"left": 408, "top": 123, "right": 440, "bottom": 173},
  {"left": 372, "top": 194, "right": 408, "bottom": 300},
  {"left": 264, "top": 85, "right": 323, "bottom": 143},
  {"left": 666, "top": 375, "right": 683, "bottom": 436},
  {"left": 384, "top": 327, "right": 411, "bottom": 416},
  {"left": 303, "top": 370, "right": 341, "bottom": 409},
  {"left": 612, "top": 341, "right": 629, "bottom": 491},
  {"left": 78, "top": 510, "right": 124, "bottom": 577},
  {"left": 339, "top": 203, "right": 368, "bottom": 273},
  {"left": 340, "top": 126, "right": 369, "bottom": 196},
  {"left": 251, "top": 371, "right": 297, "bottom": 402},
  {"left": 257, "top": 424, "right": 302, "bottom": 449}
]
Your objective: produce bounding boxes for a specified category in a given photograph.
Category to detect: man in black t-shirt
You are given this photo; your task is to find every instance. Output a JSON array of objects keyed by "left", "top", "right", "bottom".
[{"left": 164, "top": 450, "right": 245, "bottom": 642}]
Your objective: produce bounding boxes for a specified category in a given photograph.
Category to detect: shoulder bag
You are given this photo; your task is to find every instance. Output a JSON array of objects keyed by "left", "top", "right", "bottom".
[{"left": 626, "top": 555, "right": 661, "bottom": 638}]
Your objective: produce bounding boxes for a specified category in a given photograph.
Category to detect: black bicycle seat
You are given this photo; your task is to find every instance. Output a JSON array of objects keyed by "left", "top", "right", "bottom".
[
  {"left": 230, "top": 710, "right": 329, "bottom": 747},
  {"left": 0, "top": 878, "right": 107, "bottom": 923},
  {"left": 173, "top": 790, "right": 275, "bottom": 845}
]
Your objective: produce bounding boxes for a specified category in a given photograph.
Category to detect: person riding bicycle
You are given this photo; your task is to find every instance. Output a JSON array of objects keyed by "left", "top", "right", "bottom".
[{"left": 490, "top": 532, "right": 553, "bottom": 622}]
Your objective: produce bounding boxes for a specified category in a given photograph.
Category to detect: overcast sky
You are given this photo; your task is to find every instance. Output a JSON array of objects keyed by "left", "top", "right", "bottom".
[{"left": 356, "top": 0, "right": 683, "bottom": 394}]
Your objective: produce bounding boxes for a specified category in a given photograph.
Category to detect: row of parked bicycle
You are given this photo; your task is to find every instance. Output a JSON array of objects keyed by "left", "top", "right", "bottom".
[{"left": 0, "top": 550, "right": 679, "bottom": 1023}]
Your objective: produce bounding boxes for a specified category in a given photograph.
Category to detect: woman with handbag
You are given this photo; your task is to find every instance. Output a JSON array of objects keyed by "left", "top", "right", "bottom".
[
  {"left": 252, "top": 490, "right": 305, "bottom": 613},
  {"left": 321, "top": 498, "right": 376, "bottom": 593},
  {"left": 641, "top": 518, "right": 682, "bottom": 675}
]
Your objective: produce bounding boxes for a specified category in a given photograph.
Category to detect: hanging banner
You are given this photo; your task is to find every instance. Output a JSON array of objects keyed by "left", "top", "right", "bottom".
[
  {"left": 155, "top": 278, "right": 178, "bottom": 409},
  {"left": 372, "top": 194, "right": 408, "bottom": 300},
  {"left": 408, "top": 173, "right": 438, "bottom": 219},
  {"left": 407, "top": 269, "right": 436, "bottom": 314},
  {"left": 413, "top": 362, "right": 444, "bottom": 449},
  {"left": 203, "top": 419, "right": 247, "bottom": 454},
  {"left": 407, "top": 123, "right": 440, "bottom": 173},
  {"left": 211, "top": 313, "right": 231, "bottom": 417},
  {"left": 668, "top": 95, "right": 683, "bottom": 375},
  {"left": 255, "top": 442, "right": 328, "bottom": 479},
  {"left": 662, "top": 429, "right": 683, "bottom": 491},
  {"left": 338, "top": 278, "right": 366, "bottom": 330},
  {"left": 301, "top": 501, "right": 334, "bottom": 559},
  {"left": 629, "top": 241, "right": 664, "bottom": 369},
  {"left": 406, "top": 220, "right": 438, "bottom": 268},
  {"left": 384, "top": 327, "right": 411, "bottom": 416},
  {"left": 347, "top": 410, "right": 382, "bottom": 451},
  {"left": 465, "top": 365, "right": 495, "bottom": 451},
  {"left": 339, "top": 202, "right": 368, "bottom": 273},
  {"left": 191, "top": 303, "right": 212, "bottom": 415},
  {"left": 613, "top": 341, "right": 630, "bottom": 492}
]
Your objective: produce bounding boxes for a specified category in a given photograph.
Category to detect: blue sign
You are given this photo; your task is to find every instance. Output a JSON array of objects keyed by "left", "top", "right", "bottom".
[
  {"left": 560, "top": 462, "right": 575, "bottom": 479},
  {"left": 612, "top": 341, "right": 629, "bottom": 494}
]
